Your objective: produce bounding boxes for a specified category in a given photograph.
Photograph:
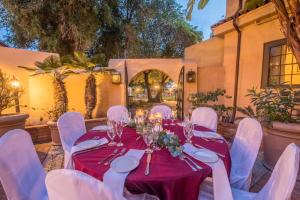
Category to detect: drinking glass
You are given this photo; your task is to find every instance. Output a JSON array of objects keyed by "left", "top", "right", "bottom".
[
  {"left": 142, "top": 129, "right": 153, "bottom": 153},
  {"left": 170, "top": 111, "right": 176, "bottom": 126},
  {"left": 183, "top": 122, "right": 194, "bottom": 143},
  {"left": 115, "top": 122, "right": 124, "bottom": 147},
  {"left": 106, "top": 127, "right": 116, "bottom": 146},
  {"left": 151, "top": 129, "right": 161, "bottom": 151}
]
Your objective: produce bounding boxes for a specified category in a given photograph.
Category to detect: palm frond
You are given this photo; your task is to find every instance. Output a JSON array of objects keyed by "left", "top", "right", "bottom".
[{"left": 17, "top": 66, "right": 36, "bottom": 71}]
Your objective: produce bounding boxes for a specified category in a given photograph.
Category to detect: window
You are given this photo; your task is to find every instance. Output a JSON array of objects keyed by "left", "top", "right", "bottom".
[{"left": 262, "top": 39, "right": 300, "bottom": 87}]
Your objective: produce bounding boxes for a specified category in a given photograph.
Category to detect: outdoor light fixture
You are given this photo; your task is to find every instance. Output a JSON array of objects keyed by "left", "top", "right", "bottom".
[
  {"left": 186, "top": 69, "right": 196, "bottom": 83},
  {"left": 111, "top": 71, "right": 121, "bottom": 84},
  {"left": 10, "top": 76, "right": 21, "bottom": 113}
]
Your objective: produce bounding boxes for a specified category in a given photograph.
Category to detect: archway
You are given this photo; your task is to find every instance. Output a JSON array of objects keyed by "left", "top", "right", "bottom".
[{"left": 128, "top": 69, "right": 177, "bottom": 111}]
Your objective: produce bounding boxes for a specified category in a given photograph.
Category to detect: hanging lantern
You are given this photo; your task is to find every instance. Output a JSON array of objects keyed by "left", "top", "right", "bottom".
[
  {"left": 111, "top": 71, "right": 121, "bottom": 84},
  {"left": 186, "top": 70, "right": 196, "bottom": 83}
]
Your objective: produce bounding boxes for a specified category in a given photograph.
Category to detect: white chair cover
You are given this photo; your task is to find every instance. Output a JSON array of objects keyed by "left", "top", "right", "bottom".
[
  {"left": 57, "top": 112, "right": 87, "bottom": 168},
  {"left": 150, "top": 105, "right": 172, "bottom": 119},
  {"left": 232, "top": 143, "right": 300, "bottom": 200},
  {"left": 46, "top": 169, "right": 115, "bottom": 200},
  {"left": 0, "top": 129, "right": 48, "bottom": 200},
  {"left": 107, "top": 105, "right": 130, "bottom": 123},
  {"left": 230, "top": 118, "right": 263, "bottom": 190},
  {"left": 191, "top": 107, "right": 218, "bottom": 131}
]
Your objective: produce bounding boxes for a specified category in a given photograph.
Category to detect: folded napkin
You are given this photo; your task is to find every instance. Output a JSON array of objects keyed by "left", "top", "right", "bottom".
[
  {"left": 193, "top": 130, "right": 223, "bottom": 139},
  {"left": 66, "top": 138, "right": 108, "bottom": 169},
  {"left": 183, "top": 143, "right": 233, "bottom": 200},
  {"left": 103, "top": 149, "right": 145, "bottom": 200},
  {"left": 91, "top": 125, "right": 108, "bottom": 131}
]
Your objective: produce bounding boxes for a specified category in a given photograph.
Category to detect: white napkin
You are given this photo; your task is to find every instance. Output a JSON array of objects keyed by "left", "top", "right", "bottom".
[
  {"left": 183, "top": 143, "right": 233, "bottom": 200},
  {"left": 91, "top": 125, "right": 108, "bottom": 131},
  {"left": 103, "top": 149, "right": 145, "bottom": 200},
  {"left": 66, "top": 137, "right": 108, "bottom": 169},
  {"left": 193, "top": 130, "right": 223, "bottom": 139}
]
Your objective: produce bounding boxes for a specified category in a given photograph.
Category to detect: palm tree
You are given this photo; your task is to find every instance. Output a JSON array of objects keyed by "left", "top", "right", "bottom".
[
  {"left": 18, "top": 56, "right": 70, "bottom": 121},
  {"left": 187, "top": 0, "right": 300, "bottom": 63},
  {"left": 64, "top": 51, "right": 106, "bottom": 119}
]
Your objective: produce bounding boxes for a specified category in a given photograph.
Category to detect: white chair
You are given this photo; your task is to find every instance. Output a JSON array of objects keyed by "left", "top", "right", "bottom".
[
  {"left": 107, "top": 105, "right": 130, "bottom": 123},
  {"left": 191, "top": 107, "right": 218, "bottom": 131},
  {"left": 46, "top": 169, "right": 115, "bottom": 200},
  {"left": 0, "top": 129, "right": 48, "bottom": 200},
  {"left": 200, "top": 143, "right": 299, "bottom": 200},
  {"left": 230, "top": 118, "right": 263, "bottom": 190},
  {"left": 57, "top": 112, "right": 86, "bottom": 168},
  {"left": 150, "top": 105, "right": 172, "bottom": 119}
]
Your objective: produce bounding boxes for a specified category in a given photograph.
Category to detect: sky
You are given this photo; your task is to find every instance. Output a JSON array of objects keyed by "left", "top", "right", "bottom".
[{"left": 0, "top": 0, "right": 226, "bottom": 43}]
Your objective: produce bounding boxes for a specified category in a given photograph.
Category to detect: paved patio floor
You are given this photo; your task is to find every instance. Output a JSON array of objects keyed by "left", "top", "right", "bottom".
[{"left": 0, "top": 143, "right": 299, "bottom": 200}]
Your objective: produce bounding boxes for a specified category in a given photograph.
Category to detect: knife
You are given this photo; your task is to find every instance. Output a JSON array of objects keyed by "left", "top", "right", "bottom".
[{"left": 145, "top": 152, "right": 152, "bottom": 176}]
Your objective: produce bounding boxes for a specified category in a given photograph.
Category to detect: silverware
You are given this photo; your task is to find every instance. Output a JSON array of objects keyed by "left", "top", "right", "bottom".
[
  {"left": 104, "top": 148, "right": 127, "bottom": 166},
  {"left": 98, "top": 149, "right": 119, "bottom": 165},
  {"left": 92, "top": 136, "right": 100, "bottom": 140},
  {"left": 73, "top": 145, "right": 106, "bottom": 156},
  {"left": 179, "top": 154, "right": 197, "bottom": 171},
  {"left": 182, "top": 153, "right": 202, "bottom": 170},
  {"left": 202, "top": 137, "right": 223, "bottom": 143},
  {"left": 145, "top": 152, "right": 152, "bottom": 176},
  {"left": 136, "top": 136, "right": 141, "bottom": 141},
  {"left": 194, "top": 144, "right": 225, "bottom": 158}
]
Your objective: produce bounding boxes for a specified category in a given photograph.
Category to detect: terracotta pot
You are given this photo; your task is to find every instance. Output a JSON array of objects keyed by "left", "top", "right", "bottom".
[
  {"left": 47, "top": 117, "right": 108, "bottom": 146},
  {"left": 217, "top": 122, "right": 237, "bottom": 142},
  {"left": 0, "top": 114, "right": 29, "bottom": 136},
  {"left": 263, "top": 122, "right": 300, "bottom": 180}
]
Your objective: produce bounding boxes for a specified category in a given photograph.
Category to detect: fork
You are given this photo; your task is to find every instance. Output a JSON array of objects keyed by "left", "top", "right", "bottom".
[
  {"left": 104, "top": 148, "right": 127, "bottom": 166},
  {"left": 194, "top": 144, "right": 225, "bottom": 158},
  {"left": 179, "top": 154, "right": 197, "bottom": 171},
  {"left": 98, "top": 149, "right": 119, "bottom": 164},
  {"left": 182, "top": 154, "right": 202, "bottom": 170}
]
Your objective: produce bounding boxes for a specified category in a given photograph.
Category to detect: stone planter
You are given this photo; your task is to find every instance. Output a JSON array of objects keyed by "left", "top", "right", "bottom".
[
  {"left": 0, "top": 114, "right": 29, "bottom": 136},
  {"left": 217, "top": 122, "right": 237, "bottom": 142},
  {"left": 263, "top": 121, "right": 300, "bottom": 180},
  {"left": 48, "top": 117, "right": 107, "bottom": 146}
]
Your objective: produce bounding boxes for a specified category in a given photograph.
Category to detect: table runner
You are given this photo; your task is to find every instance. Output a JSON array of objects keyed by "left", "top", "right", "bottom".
[{"left": 73, "top": 121, "right": 231, "bottom": 200}]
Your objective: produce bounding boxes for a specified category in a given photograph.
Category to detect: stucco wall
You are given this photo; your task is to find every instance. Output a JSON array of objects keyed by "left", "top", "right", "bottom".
[{"left": 0, "top": 47, "right": 111, "bottom": 125}]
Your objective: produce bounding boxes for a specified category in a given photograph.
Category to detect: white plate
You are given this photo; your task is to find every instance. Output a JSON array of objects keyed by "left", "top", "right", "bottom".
[
  {"left": 111, "top": 155, "right": 139, "bottom": 173},
  {"left": 192, "top": 149, "right": 219, "bottom": 163},
  {"left": 91, "top": 125, "right": 108, "bottom": 131},
  {"left": 75, "top": 140, "right": 101, "bottom": 150}
]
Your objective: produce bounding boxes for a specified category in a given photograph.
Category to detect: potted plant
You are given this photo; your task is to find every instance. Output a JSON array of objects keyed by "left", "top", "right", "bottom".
[
  {"left": 19, "top": 56, "right": 70, "bottom": 145},
  {"left": 63, "top": 51, "right": 107, "bottom": 130},
  {"left": 189, "top": 89, "right": 236, "bottom": 140},
  {"left": 238, "top": 87, "right": 300, "bottom": 177},
  {"left": 0, "top": 69, "right": 29, "bottom": 135}
]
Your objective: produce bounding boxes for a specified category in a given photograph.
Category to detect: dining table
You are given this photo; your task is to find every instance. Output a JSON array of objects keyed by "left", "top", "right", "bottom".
[{"left": 73, "top": 120, "right": 231, "bottom": 200}]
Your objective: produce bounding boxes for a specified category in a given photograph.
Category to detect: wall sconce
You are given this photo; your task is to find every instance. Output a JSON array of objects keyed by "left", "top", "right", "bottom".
[
  {"left": 111, "top": 71, "right": 121, "bottom": 84},
  {"left": 10, "top": 76, "right": 21, "bottom": 113},
  {"left": 186, "top": 69, "right": 196, "bottom": 83}
]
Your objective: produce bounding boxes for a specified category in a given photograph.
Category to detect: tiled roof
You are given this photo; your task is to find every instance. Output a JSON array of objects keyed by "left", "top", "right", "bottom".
[{"left": 211, "top": 0, "right": 271, "bottom": 28}]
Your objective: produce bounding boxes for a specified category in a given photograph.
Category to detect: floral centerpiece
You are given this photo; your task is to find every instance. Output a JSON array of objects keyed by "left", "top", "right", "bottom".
[{"left": 157, "top": 131, "right": 184, "bottom": 157}]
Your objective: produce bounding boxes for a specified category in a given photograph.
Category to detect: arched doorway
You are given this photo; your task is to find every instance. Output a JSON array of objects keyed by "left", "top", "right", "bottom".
[{"left": 128, "top": 70, "right": 177, "bottom": 112}]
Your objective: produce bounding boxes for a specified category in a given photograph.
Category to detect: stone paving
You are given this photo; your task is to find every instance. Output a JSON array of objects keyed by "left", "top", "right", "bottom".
[{"left": 0, "top": 143, "right": 299, "bottom": 200}]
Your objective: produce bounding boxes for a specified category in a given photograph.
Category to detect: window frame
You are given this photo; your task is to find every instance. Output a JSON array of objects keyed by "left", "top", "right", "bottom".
[{"left": 261, "top": 38, "right": 300, "bottom": 88}]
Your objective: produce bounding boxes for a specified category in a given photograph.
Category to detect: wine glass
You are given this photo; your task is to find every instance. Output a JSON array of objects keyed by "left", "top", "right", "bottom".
[
  {"left": 115, "top": 121, "right": 124, "bottom": 147},
  {"left": 142, "top": 128, "right": 153, "bottom": 153},
  {"left": 183, "top": 122, "right": 194, "bottom": 143},
  {"left": 170, "top": 111, "right": 176, "bottom": 126},
  {"left": 151, "top": 128, "right": 161, "bottom": 151},
  {"left": 106, "top": 126, "right": 116, "bottom": 146}
]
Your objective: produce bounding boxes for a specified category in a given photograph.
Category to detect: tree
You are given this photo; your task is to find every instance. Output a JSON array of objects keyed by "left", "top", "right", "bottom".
[
  {"left": 18, "top": 56, "right": 70, "bottom": 121},
  {"left": 0, "top": 0, "right": 104, "bottom": 55},
  {"left": 63, "top": 51, "right": 106, "bottom": 119},
  {"left": 187, "top": 0, "right": 300, "bottom": 64}
]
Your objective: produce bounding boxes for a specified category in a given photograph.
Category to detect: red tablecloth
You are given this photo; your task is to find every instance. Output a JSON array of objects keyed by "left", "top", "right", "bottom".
[{"left": 73, "top": 121, "right": 231, "bottom": 200}]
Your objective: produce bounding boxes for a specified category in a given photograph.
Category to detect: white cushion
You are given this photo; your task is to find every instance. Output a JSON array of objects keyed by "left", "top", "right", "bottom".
[{"left": 191, "top": 107, "right": 218, "bottom": 131}]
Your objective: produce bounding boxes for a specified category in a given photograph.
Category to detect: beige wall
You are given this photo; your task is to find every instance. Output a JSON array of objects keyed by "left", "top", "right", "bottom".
[{"left": 0, "top": 47, "right": 112, "bottom": 125}]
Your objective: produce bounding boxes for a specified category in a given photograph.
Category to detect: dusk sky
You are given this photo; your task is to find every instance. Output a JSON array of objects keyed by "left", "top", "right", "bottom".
[{"left": 0, "top": 0, "right": 226, "bottom": 44}]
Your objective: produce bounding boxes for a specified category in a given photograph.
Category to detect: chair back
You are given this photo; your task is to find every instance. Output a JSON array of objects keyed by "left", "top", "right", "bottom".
[
  {"left": 230, "top": 118, "right": 263, "bottom": 190},
  {"left": 57, "top": 112, "right": 86, "bottom": 168},
  {"left": 150, "top": 105, "right": 172, "bottom": 119},
  {"left": 256, "top": 143, "right": 300, "bottom": 200},
  {"left": 46, "top": 169, "right": 115, "bottom": 200},
  {"left": 191, "top": 107, "right": 218, "bottom": 131},
  {"left": 0, "top": 129, "right": 47, "bottom": 200},
  {"left": 107, "top": 105, "right": 129, "bottom": 123}
]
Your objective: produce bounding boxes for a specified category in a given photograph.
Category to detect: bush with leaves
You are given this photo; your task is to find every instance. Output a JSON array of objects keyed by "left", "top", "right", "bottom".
[
  {"left": 189, "top": 89, "right": 233, "bottom": 122},
  {"left": 238, "top": 87, "right": 299, "bottom": 124},
  {"left": 0, "top": 70, "right": 22, "bottom": 116}
]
